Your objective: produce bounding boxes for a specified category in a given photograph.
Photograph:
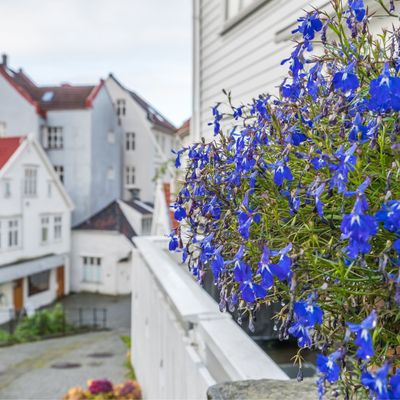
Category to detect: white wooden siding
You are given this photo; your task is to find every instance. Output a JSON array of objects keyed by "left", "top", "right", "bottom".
[{"left": 193, "top": 0, "right": 352, "bottom": 141}]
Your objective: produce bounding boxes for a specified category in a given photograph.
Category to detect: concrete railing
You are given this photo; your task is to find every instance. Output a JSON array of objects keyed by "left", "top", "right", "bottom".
[{"left": 131, "top": 237, "right": 288, "bottom": 400}]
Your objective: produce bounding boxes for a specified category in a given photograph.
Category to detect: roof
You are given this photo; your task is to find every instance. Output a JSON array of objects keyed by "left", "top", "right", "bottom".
[
  {"left": 176, "top": 118, "right": 190, "bottom": 138},
  {"left": 108, "top": 74, "right": 176, "bottom": 133},
  {"left": 123, "top": 199, "right": 153, "bottom": 215},
  {"left": 0, "top": 136, "right": 25, "bottom": 169},
  {"left": 73, "top": 200, "right": 137, "bottom": 242},
  {"left": 0, "top": 58, "right": 102, "bottom": 114}
]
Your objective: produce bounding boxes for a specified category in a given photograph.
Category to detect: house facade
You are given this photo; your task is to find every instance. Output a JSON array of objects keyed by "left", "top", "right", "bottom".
[
  {"left": 71, "top": 199, "right": 153, "bottom": 295},
  {"left": 0, "top": 56, "right": 122, "bottom": 225},
  {"left": 191, "top": 0, "right": 390, "bottom": 142},
  {"left": 105, "top": 75, "right": 177, "bottom": 204},
  {"left": 0, "top": 135, "right": 73, "bottom": 324}
]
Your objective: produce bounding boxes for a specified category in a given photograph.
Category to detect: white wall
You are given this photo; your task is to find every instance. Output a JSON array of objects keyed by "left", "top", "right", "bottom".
[
  {"left": 132, "top": 237, "right": 288, "bottom": 400},
  {"left": 0, "top": 282, "right": 13, "bottom": 324},
  {"left": 71, "top": 230, "right": 134, "bottom": 295},
  {"left": 46, "top": 109, "right": 92, "bottom": 225},
  {"left": 0, "top": 74, "right": 41, "bottom": 138},
  {"left": 105, "top": 77, "right": 175, "bottom": 203},
  {"left": 0, "top": 140, "right": 71, "bottom": 266}
]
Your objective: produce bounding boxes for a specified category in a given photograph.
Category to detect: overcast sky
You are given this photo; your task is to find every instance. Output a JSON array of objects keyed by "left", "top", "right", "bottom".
[{"left": 0, "top": 0, "right": 192, "bottom": 127}]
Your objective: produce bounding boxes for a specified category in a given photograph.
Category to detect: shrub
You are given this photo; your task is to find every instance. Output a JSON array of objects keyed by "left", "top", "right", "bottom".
[{"left": 171, "top": 0, "right": 400, "bottom": 398}]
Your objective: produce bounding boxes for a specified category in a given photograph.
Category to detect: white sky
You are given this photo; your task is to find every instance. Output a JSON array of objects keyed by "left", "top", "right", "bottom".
[{"left": 0, "top": 0, "right": 192, "bottom": 127}]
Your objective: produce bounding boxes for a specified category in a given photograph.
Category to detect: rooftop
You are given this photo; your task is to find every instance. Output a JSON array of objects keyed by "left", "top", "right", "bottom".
[
  {"left": 0, "top": 136, "right": 24, "bottom": 170},
  {"left": 0, "top": 55, "right": 102, "bottom": 114}
]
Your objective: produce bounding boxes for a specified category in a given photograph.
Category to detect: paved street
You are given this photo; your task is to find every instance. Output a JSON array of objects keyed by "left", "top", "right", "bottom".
[{"left": 0, "top": 294, "right": 131, "bottom": 400}]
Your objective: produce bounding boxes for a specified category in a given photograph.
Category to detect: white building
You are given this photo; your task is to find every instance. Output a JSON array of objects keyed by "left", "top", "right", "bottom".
[
  {"left": 0, "top": 135, "right": 73, "bottom": 324},
  {"left": 105, "top": 75, "right": 177, "bottom": 204},
  {"left": 71, "top": 199, "right": 153, "bottom": 295},
  {"left": 192, "top": 0, "right": 393, "bottom": 142},
  {"left": 0, "top": 55, "right": 122, "bottom": 225}
]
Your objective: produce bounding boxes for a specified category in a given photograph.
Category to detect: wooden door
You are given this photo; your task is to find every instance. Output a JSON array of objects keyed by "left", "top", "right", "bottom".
[
  {"left": 56, "top": 266, "right": 65, "bottom": 298},
  {"left": 13, "top": 278, "right": 24, "bottom": 312}
]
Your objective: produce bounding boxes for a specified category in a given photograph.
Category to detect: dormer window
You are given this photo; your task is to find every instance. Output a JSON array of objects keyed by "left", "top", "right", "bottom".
[{"left": 41, "top": 91, "right": 54, "bottom": 102}]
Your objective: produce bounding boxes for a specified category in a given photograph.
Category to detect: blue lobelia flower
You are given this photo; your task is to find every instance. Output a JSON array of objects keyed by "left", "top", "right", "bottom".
[
  {"left": 232, "top": 247, "right": 267, "bottom": 303},
  {"left": 313, "top": 182, "right": 326, "bottom": 217},
  {"left": 348, "top": 113, "right": 368, "bottom": 143},
  {"left": 368, "top": 63, "right": 400, "bottom": 112},
  {"left": 310, "top": 156, "right": 327, "bottom": 170},
  {"left": 333, "top": 61, "right": 359, "bottom": 93},
  {"left": 347, "top": 310, "right": 377, "bottom": 360},
  {"left": 237, "top": 192, "right": 261, "bottom": 239},
  {"left": 349, "top": 0, "right": 366, "bottom": 22},
  {"left": 202, "top": 195, "right": 222, "bottom": 220},
  {"left": 168, "top": 232, "right": 179, "bottom": 251},
  {"left": 293, "top": 12, "right": 323, "bottom": 41},
  {"left": 173, "top": 204, "right": 187, "bottom": 221},
  {"left": 208, "top": 104, "right": 223, "bottom": 135},
  {"left": 172, "top": 148, "right": 186, "bottom": 168},
  {"left": 257, "top": 244, "right": 293, "bottom": 289},
  {"left": 288, "top": 298, "right": 324, "bottom": 348},
  {"left": 361, "top": 363, "right": 389, "bottom": 400},
  {"left": 211, "top": 247, "right": 225, "bottom": 282},
  {"left": 281, "top": 80, "right": 302, "bottom": 102},
  {"left": 389, "top": 370, "right": 400, "bottom": 399},
  {"left": 376, "top": 200, "right": 400, "bottom": 234},
  {"left": 287, "top": 127, "right": 308, "bottom": 146},
  {"left": 340, "top": 194, "right": 378, "bottom": 259},
  {"left": 330, "top": 144, "right": 357, "bottom": 193},
  {"left": 316, "top": 350, "right": 342, "bottom": 383},
  {"left": 273, "top": 163, "right": 294, "bottom": 187}
]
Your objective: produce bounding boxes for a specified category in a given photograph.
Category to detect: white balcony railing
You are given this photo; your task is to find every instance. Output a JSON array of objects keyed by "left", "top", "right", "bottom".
[{"left": 131, "top": 237, "right": 288, "bottom": 400}]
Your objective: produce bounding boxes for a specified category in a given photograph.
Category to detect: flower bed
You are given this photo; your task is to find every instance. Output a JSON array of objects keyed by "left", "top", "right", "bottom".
[
  {"left": 171, "top": 0, "right": 400, "bottom": 398},
  {"left": 63, "top": 379, "right": 141, "bottom": 400}
]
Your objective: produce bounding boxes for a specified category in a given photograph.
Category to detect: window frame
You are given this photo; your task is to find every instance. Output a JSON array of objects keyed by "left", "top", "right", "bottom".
[
  {"left": 82, "top": 256, "right": 102, "bottom": 284},
  {"left": 23, "top": 166, "right": 38, "bottom": 197},
  {"left": 46, "top": 126, "right": 64, "bottom": 150},
  {"left": 221, "top": 0, "right": 271, "bottom": 35},
  {"left": 54, "top": 215, "right": 62, "bottom": 241}
]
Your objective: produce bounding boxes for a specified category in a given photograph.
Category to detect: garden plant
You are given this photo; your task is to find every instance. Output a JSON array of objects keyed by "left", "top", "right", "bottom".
[{"left": 171, "top": 0, "right": 400, "bottom": 398}]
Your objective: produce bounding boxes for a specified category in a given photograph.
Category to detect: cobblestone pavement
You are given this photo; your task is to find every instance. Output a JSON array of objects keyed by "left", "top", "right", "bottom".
[{"left": 0, "top": 293, "right": 131, "bottom": 400}]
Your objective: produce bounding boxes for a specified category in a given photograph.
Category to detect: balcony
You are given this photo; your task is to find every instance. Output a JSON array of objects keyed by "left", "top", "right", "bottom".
[{"left": 131, "top": 237, "right": 289, "bottom": 399}]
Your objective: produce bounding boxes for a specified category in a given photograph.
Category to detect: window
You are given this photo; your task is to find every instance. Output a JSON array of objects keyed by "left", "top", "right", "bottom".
[
  {"left": 41, "top": 216, "right": 49, "bottom": 244},
  {"left": 28, "top": 270, "right": 50, "bottom": 296},
  {"left": 45, "top": 127, "right": 63, "bottom": 149},
  {"left": 54, "top": 165, "right": 64, "bottom": 183},
  {"left": 4, "top": 180, "right": 11, "bottom": 198},
  {"left": 126, "top": 166, "right": 135, "bottom": 185},
  {"left": 116, "top": 99, "right": 126, "bottom": 117},
  {"left": 8, "top": 219, "right": 19, "bottom": 248},
  {"left": 82, "top": 256, "right": 102, "bottom": 283},
  {"left": 141, "top": 217, "right": 152, "bottom": 235},
  {"left": 160, "top": 135, "right": 165, "bottom": 151},
  {"left": 54, "top": 216, "right": 62, "bottom": 240},
  {"left": 24, "top": 167, "right": 37, "bottom": 197},
  {"left": 225, "top": 0, "right": 258, "bottom": 19},
  {"left": 126, "top": 132, "right": 136, "bottom": 151}
]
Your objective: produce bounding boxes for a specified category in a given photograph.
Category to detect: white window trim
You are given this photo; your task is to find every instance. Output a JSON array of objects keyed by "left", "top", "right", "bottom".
[{"left": 221, "top": 0, "right": 272, "bottom": 35}]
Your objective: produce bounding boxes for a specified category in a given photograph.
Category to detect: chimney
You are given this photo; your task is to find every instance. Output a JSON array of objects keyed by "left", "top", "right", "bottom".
[{"left": 2, "top": 54, "right": 8, "bottom": 66}]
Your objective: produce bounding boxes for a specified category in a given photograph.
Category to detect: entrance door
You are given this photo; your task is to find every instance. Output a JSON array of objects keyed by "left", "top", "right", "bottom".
[
  {"left": 13, "top": 278, "right": 24, "bottom": 312},
  {"left": 56, "top": 266, "right": 65, "bottom": 298}
]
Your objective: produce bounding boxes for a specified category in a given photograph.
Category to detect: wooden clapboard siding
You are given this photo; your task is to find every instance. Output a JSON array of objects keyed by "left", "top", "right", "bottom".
[{"left": 194, "top": 0, "right": 333, "bottom": 141}]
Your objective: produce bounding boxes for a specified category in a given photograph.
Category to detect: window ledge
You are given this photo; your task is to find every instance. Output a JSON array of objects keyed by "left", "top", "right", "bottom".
[{"left": 221, "top": 0, "right": 271, "bottom": 36}]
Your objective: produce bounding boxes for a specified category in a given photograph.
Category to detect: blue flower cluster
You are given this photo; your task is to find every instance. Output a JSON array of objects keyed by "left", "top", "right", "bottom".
[{"left": 169, "top": 0, "right": 400, "bottom": 397}]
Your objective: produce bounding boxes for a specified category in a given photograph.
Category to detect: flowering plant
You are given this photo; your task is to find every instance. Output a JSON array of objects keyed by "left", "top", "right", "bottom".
[
  {"left": 63, "top": 379, "right": 141, "bottom": 400},
  {"left": 171, "top": 0, "right": 400, "bottom": 398}
]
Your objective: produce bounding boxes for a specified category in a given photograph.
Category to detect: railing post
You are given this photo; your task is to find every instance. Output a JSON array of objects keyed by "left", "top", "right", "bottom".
[
  {"left": 102, "top": 308, "right": 107, "bottom": 329},
  {"left": 93, "top": 308, "right": 97, "bottom": 328},
  {"left": 78, "top": 308, "right": 83, "bottom": 328}
]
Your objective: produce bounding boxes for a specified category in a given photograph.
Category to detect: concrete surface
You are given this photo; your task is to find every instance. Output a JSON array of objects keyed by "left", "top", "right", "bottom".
[{"left": 0, "top": 293, "right": 131, "bottom": 399}]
